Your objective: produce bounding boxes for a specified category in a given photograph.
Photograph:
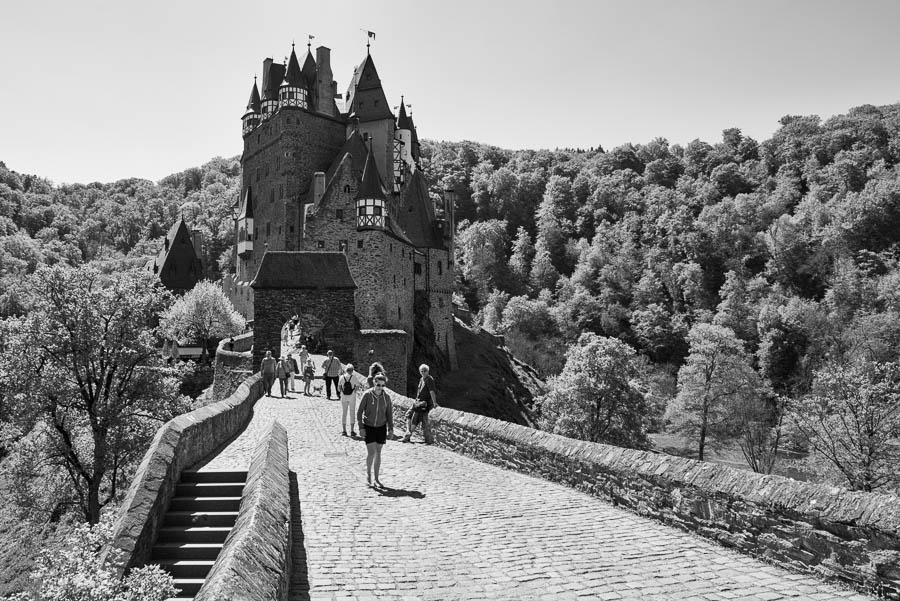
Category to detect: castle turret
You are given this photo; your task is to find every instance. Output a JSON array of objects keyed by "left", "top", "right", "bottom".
[
  {"left": 395, "top": 99, "right": 414, "bottom": 171},
  {"left": 356, "top": 143, "right": 387, "bottom": 229},
  {"left": 241, "top": 78, "right": 261, "bottom": 136},
  {"left": 345, "top": 54, "right": 394, "bottom": 179},
  {"left": 279, "top": 45, "right": 309, "bottom": 109}
]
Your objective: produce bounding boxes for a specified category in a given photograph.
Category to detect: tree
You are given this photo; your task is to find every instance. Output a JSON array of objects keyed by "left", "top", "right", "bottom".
[
  {"left": 0, "top": 265, "right": 188, "bottom": 523},
  {"left": 6, "top": 516, "right": 177, "bottom": 601},
  {"left": 537, "top": 334, "right": 652, "bottom": 449},
  {"left": 667, "top": 323, "right": 761, "bottom": 460},
  {"left": 159, "top": 280, "right": 245, "bottom": 362},
  {"left": 455, "top": 219, "right": 509, "bottom": 304},
  {"left": 790, "top": 362, "right": 900, "bottom": 492},
  {"left": 508, "top": 226, "right": 534, "bottom": 284}
]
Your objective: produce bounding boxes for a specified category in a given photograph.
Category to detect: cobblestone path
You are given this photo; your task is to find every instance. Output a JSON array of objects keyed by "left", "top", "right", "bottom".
[{"left": 198, "top": 389, "right": 873, "bottom": 601}]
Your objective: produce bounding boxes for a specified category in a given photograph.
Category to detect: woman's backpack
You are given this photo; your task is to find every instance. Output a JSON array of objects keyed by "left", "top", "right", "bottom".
[{"left": 342, "top": 376, "right": 354, "bottom": 395}]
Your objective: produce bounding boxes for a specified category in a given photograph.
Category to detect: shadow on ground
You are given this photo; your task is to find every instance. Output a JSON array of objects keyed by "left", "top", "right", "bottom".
[{"left": 289, "top": 471, "right": 311, "bottom": 601}]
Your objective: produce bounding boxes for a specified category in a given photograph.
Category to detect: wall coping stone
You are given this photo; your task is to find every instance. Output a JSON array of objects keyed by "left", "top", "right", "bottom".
[
  {"left": 387, "top": 392, "right": 900, "bottom": 598},
  {"left": 105, "top": 372, "right": 264, "bottom": 573},
  {"left": 195, "top": 420, "right": 291, "bottom": 601}
]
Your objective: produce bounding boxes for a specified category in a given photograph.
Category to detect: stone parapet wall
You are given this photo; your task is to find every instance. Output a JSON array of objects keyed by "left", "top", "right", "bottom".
[
  {"left": 196, "top": 420, "right": 291, "bottom": 601},
  {"left": 212, "top": 334, "right": 255, "bottom": 401},
  {"left": 388, "top": 397, "right": 900, "bottom": 599},
  {"left": 106, "top": 373, "right": 265, "bottom": 573}
]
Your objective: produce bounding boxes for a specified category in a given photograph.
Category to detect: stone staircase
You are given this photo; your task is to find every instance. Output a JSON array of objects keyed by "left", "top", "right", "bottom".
[{"left": 151, "top": 470, "right": 247, "bottom": 600}]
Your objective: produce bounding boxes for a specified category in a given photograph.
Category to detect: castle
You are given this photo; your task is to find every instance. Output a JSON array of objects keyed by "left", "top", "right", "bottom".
[{"left": 223, "top": 41, "right": 457, "bottom": 386}]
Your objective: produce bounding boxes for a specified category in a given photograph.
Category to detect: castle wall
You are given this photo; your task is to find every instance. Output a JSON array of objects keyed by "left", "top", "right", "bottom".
[
  {"left": 302, "top": 166, "right": 359, "bottom": 253},
  {"left": 238, "top": 108, "right": 346, "bottom": 283},
  {"left": 425, "top": 248, "right": 457, "bottom": 367},
  {"left": 252, "top": 287, "right": 356, "bottom": 366},
  {"left": 351, "top": 230, "right": 414, "bottom": 334}
]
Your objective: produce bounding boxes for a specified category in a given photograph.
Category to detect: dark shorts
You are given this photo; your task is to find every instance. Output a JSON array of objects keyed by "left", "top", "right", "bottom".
[{"left": 363, "top": 424, "right": 387, "bottom": 445}]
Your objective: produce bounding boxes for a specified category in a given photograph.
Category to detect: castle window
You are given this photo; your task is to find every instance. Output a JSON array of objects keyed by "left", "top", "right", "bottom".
[
  {"left": 254, "top": 226, "right": 258, "bottom": 239},
  {"left": 437, "top": 261, "right": 443, "bottom": 275},
  {"left": 266, "top": 223, "right": 271, "bottom": 236},
  {"left": 270, "top": 189, "right": 275, "bottom": 203},
  {"left": 398, "top": 307, "right": 401, "bottom": 320},
  {"left": 374, "top": 100, "right": 379, "bottom": 107},
  {"left": 414, "top": 263, "right": 422, "bottom": 275},
  {"left": 266, "top": 164, "right": 270, "bottom": 176},
  {"left": 339, "top": 240, "right": 348, "bottom": 252},
  {"left": 290, "top": 225, "right": 294, "bottom": 233},
  {"left": 357, "top": 239, "right": 364, "bottom": 249},
  {"left": 393, "top": 275, "right": 396, "bottom": 285},
  {"left": 389, "top": 244, "right": 393, "bottom": 253},
  {"left": 317, "top": 240, "right": 325, "bottom": 249},
  {"left": 279, "top": 184, "right": 283, "bottom": 199},
  {"left": 336, "top": 209, "right": 344, "bottom": 220},
  {"left": 344, "top": 185, "right": 351, "bottom": 193},
  {"left": 276, "top": 157, "right": 280, "bottom": 171}
]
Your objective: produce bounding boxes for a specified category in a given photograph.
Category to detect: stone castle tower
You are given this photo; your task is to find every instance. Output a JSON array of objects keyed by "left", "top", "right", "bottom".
[{"left": 224, "top": 42, "right": 457, "bottom": 373}]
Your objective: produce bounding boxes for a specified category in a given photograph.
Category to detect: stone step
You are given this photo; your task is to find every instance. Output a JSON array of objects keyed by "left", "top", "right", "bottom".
[
  {"left": 154, "top": 559, "right": 216, "bottom": 579},
  {"left": 175, "top": 482, "right": 245, "bottom": 497},
  {"left": 157, "top": 526, "right": 233, "bottom": 544},
  {"left": 162, "top": 511, "right": 239, "bottom": 527},
  {"left": 151, "top": 542, "right": 224, "bottom": 561},
  {"left": 168, "top": 496, "right": 242, "bottom": 512},
  {"left": 179, "top": 470, "right": 247, "bottom": 483},
  {"left": 170, "top": 579, "right": 205, "bottom": 597}
]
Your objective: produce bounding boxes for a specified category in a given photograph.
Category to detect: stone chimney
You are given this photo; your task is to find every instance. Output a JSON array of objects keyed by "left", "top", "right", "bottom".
[
  {"left": 316, "top": 46, "right": 333, "bottom": 117},
  {"left": 191, "top": 229, "right": 203, "bottom": 259},
  {"left": 313, "top": 172, "right": 326, "bottom": 205}
]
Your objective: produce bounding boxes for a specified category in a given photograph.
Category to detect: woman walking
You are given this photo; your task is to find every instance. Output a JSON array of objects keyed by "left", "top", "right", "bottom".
[
  {"left": 356, "top": 373, "right": 394, "bottom": 488},
  {"left": 338, "top": 364, "right": 363, "bottom": 437}
]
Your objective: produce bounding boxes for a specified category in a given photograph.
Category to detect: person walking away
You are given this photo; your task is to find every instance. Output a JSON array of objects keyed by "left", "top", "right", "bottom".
[
  {"left": 260, "top": 351, "right": 276, "bottom": 397},
  {"left": 297, "top": 345, "right": 309, "bottom": 367},
  {"left": 357, "top": 373, "right": 394, "bottom": 488},
  {"left": 403, "top": 364, "right": 437, "bottom": 444},
  {"left": 321, "top": 350, "right": 342, "bottom": 400},
  {"left": 366, "top": 361, "right": 385, "bottom": 389},
  {"left": 303, "top": 358, "right": 315, "bottom": 395},
  {"left": 275, "top": 355, "right": 290, "bottom": 398},
  {"left": 287, "top": 352, "right": 299, "bottom": 392},
  {"left": 338, "top": 364, "right": 364, "bottom": 437}
]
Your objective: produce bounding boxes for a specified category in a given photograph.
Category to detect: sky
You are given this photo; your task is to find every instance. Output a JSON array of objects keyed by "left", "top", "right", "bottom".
[{"left": 1, "top": 0, "right": 899, "bottom": 185}]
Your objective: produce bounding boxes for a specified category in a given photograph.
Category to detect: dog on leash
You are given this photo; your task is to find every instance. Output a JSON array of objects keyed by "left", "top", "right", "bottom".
[{"left": 312, "top": 381, "right": 324, "bottom": 395}]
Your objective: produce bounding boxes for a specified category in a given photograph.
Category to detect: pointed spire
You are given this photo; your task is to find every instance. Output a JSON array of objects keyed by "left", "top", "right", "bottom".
[
  {"left": 397, "top": 97, "right": 412, "bottom": 130},
  {"left": 245, "top": 77, "right": 261, "bottom": 114},
  {"left": 357, "top": 141, "right": 387, "bottom": 201},
  {"left": 283, "top": 45, "right": 303, "bottom": 86}
]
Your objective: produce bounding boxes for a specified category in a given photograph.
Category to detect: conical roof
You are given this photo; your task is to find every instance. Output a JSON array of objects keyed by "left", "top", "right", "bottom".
[
  {"left": 397, "top": 99, "right": 412, "bottom": 130},
  {"left": 356, "top": 142, "right": 387, "bottom": 201},
  {"left": 244, "top": 79, "right": 261, "bottom": 115},
  {"left": 301, "top": 49, "right": 317, "bottom": 84},
  {"left": 283, "top": 46, "right": 303, "bottom": 86}
]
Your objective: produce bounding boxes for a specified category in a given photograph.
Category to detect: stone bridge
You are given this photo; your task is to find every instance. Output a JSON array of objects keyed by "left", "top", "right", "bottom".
[
  {"left": 109, "top": 352, "right": 898, "bottom": 601},
  {"left": 189, "top": 392, "right": 880, "bottom": 600}
]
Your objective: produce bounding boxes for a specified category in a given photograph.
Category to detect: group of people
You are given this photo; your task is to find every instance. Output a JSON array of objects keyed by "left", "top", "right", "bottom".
[
  {"left": 259, "top": 345, "right": 317, "bottom": 397},
  {"left": 259, "top": 347, "right": 439, "bottom": 490}
]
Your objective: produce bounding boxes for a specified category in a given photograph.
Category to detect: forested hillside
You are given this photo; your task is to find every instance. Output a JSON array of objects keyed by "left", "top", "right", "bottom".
[
  {"left": 2, "top": 101, "right": 899, "bottom": 489},
  {"left": 0, "top": 157, "right": 240, "bottom": 316}
]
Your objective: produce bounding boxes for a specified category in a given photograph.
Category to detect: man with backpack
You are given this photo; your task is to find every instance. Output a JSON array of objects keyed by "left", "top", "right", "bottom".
[{"left": 338, "top": 364, "right": 365, "bottom": 437}]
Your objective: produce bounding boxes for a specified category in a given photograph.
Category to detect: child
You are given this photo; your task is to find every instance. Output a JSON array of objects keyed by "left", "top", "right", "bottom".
[{"left": 303, "top": 358, "right": 315, "bottom": 395}]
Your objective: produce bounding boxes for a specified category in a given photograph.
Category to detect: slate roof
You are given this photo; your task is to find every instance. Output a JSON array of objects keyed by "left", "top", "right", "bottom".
[
  {"left": 147, "top": 216, "right": 203, "bottom": 290},
  {"left": 344, "top": 54, "right": 393, "bottom": 122},
  {"left": 300, "top": 49, "right": 317, "bottom": 84},
  {"left": 283, "top": 47, "right": 304, "bottom": 86},
  {"left": 356, "top": 142, "right": 387, "bottom": 201},
  {"left": 398, "top": 170, "right": 442, "bottom": 248},
  {"left": 251, "top": 251, "right": 357, "bottom": 289},
  {"left": 396, "top": 100, "right": 412, "bottom": 130},
  {"left": 244, "top": 79, "right": 261, "bottom": 115},
  {"left": 239, "top": 186, "right": 254, "bottom": 219}
]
